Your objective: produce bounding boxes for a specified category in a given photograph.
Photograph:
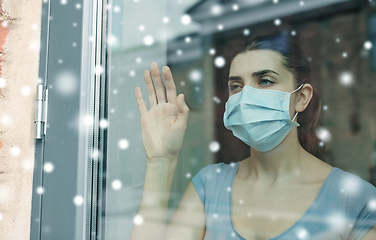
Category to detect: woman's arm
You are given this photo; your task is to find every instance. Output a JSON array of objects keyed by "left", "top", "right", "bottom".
[
  {"left": 130, "top": 63, "right": 190, "bottom": 240},
  {"left": 130, "top": 158, "right": 178, "bottom": 240}
]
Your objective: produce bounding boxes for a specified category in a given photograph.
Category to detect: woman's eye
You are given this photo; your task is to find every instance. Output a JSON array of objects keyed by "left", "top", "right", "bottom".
[
  {"left": 259, "top": 78, "right": 274, "bottom": 86},
  {"left": 229, "top": 84, "right": 242, "bottom": 91}
]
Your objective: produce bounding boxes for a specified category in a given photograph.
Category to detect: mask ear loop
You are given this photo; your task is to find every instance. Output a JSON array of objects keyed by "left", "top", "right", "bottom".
[
  {"left": 291, "top": 84, "right": 304, "bottom": 121},
  {"left": 291, "top": 84, "right": 304, "bottom": 94},
  {"left": 292, "top": 112, "right": 299, "bottom": 121}
]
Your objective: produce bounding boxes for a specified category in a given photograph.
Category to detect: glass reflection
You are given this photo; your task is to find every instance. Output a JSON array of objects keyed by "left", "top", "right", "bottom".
[{"left": 104, "top": 0, "right": 376, "bottom": 239}]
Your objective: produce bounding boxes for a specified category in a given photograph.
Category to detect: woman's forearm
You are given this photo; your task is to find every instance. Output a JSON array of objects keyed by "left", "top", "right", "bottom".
[{"left": 130, "top": 157, "right": 178, "bottom": 240}]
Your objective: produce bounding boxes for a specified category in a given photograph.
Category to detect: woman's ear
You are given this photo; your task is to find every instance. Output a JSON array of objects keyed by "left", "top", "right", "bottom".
[{"left": 295, "top": 83, "right": 313, "bottom": 112}]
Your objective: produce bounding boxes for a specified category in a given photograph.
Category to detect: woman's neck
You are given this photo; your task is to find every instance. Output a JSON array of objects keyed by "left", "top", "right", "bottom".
[{"left": 243, "top": 129, "right": 310, "bottom": 186}]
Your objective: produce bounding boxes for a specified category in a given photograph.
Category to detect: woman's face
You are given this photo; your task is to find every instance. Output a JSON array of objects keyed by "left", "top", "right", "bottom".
[{"left": 228, "top": 49, "right": 300, "bottom": 119}]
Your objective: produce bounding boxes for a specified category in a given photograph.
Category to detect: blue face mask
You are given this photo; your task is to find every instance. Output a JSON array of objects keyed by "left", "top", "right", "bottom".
[{"left": 223, "top": 84, "right": 304, "bottom": 152}]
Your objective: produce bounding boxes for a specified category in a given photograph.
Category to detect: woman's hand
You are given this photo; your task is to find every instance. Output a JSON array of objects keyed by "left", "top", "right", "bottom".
[{"left": 135, "top": 62, "right": 190, "bottom": 162}]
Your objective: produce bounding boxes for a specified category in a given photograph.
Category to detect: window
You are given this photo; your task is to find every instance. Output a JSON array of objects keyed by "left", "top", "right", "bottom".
[{"left": 31, "top": 0, "right": 376, "bottom": 239}]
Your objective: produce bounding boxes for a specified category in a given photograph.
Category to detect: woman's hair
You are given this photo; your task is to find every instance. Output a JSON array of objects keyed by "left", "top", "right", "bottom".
[{"left": 230, "top": 35, "right": 322, "bottom": 158}]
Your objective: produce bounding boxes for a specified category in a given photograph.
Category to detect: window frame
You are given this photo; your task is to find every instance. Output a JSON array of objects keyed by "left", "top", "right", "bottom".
[{"left": 30, "top": 0, "right": 108, "bottom": 239}]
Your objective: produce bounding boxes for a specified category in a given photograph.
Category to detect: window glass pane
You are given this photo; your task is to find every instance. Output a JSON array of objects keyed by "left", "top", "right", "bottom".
[{"left": 102, "top": 0, "right": 376, "bottom": 239}]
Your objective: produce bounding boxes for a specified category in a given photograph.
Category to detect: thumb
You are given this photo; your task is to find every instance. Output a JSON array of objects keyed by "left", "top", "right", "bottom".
[{"left": 176, "top": 94, "right": 189, "bottom": 126}]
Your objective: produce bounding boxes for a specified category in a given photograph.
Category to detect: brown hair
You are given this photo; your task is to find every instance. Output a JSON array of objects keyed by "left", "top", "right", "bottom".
[{"left": 230, "top": 35, "right": 322, "bottom": 158}]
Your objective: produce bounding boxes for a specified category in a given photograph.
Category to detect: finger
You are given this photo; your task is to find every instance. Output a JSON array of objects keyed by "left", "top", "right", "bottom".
[
  {"left": 150, "top": 62, "right": 167, "bottom": 103},
  {"left": 162, "top": 66, "right": 177, "bottom": 105},
  {"left": 135, "top": 87, "right": 148, "bottom": 118},
  {"left": 144, "top": 70, "right": 158, "bottom": 107},
  {"left": 176, "top": 94, "right": 189, "bottom": 128}
]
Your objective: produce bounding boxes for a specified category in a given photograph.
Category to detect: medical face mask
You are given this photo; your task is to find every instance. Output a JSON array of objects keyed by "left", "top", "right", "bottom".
[{"left": 223, "top": 84, "right": 303, "bottom": 152}]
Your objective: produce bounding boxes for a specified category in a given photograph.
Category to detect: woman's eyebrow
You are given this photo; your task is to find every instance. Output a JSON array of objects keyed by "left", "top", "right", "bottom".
[
  {"left": 228, "top": 76, "right": 242, "bottom": 82},
  {"left": 252, "top": 69, "right": 279, "bottom": 76}
]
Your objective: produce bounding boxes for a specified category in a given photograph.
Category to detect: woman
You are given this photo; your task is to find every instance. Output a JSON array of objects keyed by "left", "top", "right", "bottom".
[{"left": 131, "top": 35, "right": 376, "bottom": 240}]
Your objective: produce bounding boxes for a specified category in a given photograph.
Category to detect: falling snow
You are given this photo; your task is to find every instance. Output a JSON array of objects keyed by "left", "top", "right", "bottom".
[
  {"left": 209, "top": 141, "right": 220, "bottom": 152},
  {"left": 84, "top": 115, "right": 94, "bottom": 126},
  {"left": 185, "top": 36, "right": 191, "bottom": 43},
  {"left": 364, "top": 41, "right": 372, "bottom": 50},
  {"left": 74, "top": 195, "right": 84, "bottom": 206},
  {"left": 316, "top": 127, "right": 332, "bottom": 143},
  {"left": 100, "top": 119, "right": 108, "bottom": 128},
  {"left": 368, "top": 199, "right": 376, "bottom": 210},
  {"left": 23, "top": 159, "right": 34, "bottom": 171},
  {"left": 339, "top": 71, "right": 353, "bottom": 86},
  {"left": 243, "top": 28, "right": 251, "bottom": 36},
  {"left": 213, "top": 96, "right": 221, "bottom": 104},
  {"left": 181, "top": 14, "right": 191, "bottom": 25},
  {"left": 44, "top": 162, "right": 54, "bottom": 173},
  {"left": 29, "top": 40, "right": 40, "bottom": 51},
  {"left": 133, "top": 215, "right": 144, "bottom": 225},
  {"left": 162, "top": 16, "right": 169, "bottom": 24},
  {"left": 112, "top": 180, "right": 122, "bottom": 190},
  {"left": 214, "top": 56, "right": 226, "bottom": 68},
  {"left": 143, "top": 35, "right": 154, "bottom": 46},
  {"left": 11, "top": 147, "right": 21, "bottom": 156},
  {"left": 21, "top": 86, "right": 31, "bottom": 96},
  {"left": 189, "top": 69, "right": 202, "bottom": 82},
  {"left": 211, "top": 4, "right": 222, "bottom": 16},
  {"left": 0, "top": 78, "right": 6, "bottom": 88},
  {"left": 113, "top": 6, "right": 121, "bottom": 13},
  {"left": 107, "top": 34, "right": 119, "bottom": 47},
  {"left": 176, "top": 49, "right": 183, "bottom": 56},
  {"left": 37, "top": 186, "right": 44, "bottom": 195},
  {"left": 55, "top": 71, "right": 78, "bottom": 96},
  {"left": 327, "top": 213, "right": 347, "bottom": 231},
  {"left": 296, "top": 228, "right": 309, "bottom": 239},
  {"left": 118, "top": 139, "right": 129, "bottom": 150}
]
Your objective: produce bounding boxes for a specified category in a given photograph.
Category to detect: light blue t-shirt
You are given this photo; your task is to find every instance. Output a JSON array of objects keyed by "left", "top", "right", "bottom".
[{"left": 192, "top": 161, "right": 376, "bottom": 240}]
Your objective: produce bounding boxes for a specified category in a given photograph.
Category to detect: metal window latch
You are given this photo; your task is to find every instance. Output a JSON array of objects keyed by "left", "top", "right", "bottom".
[{"left": 35, "top": 84, "right": 48, "bottom": 139}]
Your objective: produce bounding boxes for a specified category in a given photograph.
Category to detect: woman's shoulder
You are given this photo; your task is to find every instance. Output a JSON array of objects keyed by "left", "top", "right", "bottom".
[
  {"left": 193, "top": 162, "right": 238, "bottom": 183},
  {"left": 330, "top": 167, "right": 376, "bottom": 203}
]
